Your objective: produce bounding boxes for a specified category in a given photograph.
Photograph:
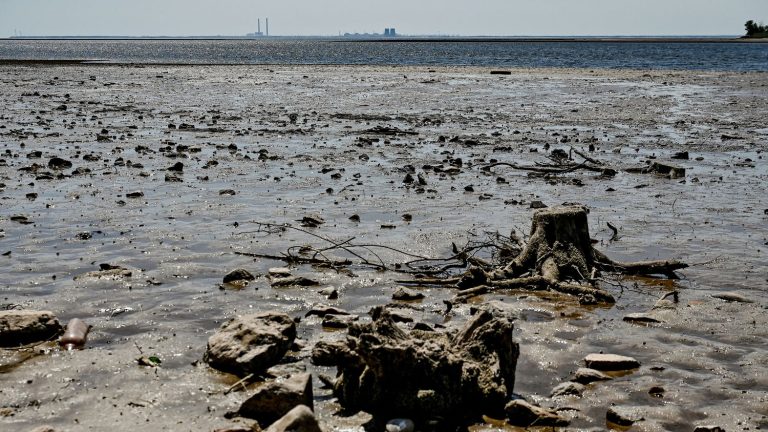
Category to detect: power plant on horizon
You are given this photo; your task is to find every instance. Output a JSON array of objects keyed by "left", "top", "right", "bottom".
[{"left": 246, "top": 18, "right": 269, "bottom": 37}]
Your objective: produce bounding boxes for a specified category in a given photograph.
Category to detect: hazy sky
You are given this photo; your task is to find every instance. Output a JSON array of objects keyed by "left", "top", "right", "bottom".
[{"left": 0, "top": 0, "right": 766, "bottom": 37}]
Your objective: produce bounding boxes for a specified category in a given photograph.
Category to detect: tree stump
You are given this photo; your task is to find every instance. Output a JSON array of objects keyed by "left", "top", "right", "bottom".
[{"left": 456, "top": 206, "right": 687, "bottom": 304}]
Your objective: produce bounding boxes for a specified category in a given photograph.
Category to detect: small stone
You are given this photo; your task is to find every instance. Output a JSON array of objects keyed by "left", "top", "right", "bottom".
[
  {"left": 204, "top": 312, "right": 296, "bottom": 377},
  {"left": 219, "top": 189, "right": 236, "bottom": 196},
  {"left": 671, "top": 151, "right": 689, "bottom": 160},
  {"left": 321, "top": 314, "right": 359, "bottom": 329},
  {"left": 238, "top": 373, "right": 313, "bottom": 425},
  {"left": 268, "top": 267, "right": 292, "bottom": 278},
  {"left": 504, "top": 399, "right": 569, "bottom": 427},
  {"left": 223, "top": 269, "right": 256, "bottom": 283},
  {"left": 348, "top": 214, "right": 360, "bottom": 222},
  {"left": 0, "top": 310, "right": 63, "bottom": 347},
  {"left": 392, "top": 287, "right": 424, "bottom": 301},
  {"left": 263, "top": 405, "right": 322, "bottom": 432},
  {"left": 299, "top": 215, "right": 324, "bottom": 228},
  {"left": 385, "top": 418, "right": 415, "bottom": 432},
  {"left": 584, "top": 353, "right": 640, "bottom": 371},
  {"left": 606, "top": 407, "right": 643, "bottom": 427},
  {"left": 271, "top": 276, "right": 320, "bottom": 288},
  {"left": 126, "top": 191, "right": 144, "bottom": 198},
  {"left": 648, "top": 386, "right": 665, "bottom": 398},
  {"left": 530, "top": 200, "right": 547, "bottom": 209},
  {"left": 305, "top": 306, "right": 349, "bottom": 318},
  {"left": 48, "top": 157, "right": 73, "bottom": 170},
  {"left": 550, "top": 381, "right": 585, "bottom": 397},
  {"left": 570, "top": 368, "right": 613, "bottom": 384},
  {"left": 28, "top": 427, "right": 56, "bottom": 432},
  {"left": 167, "top": 162, "right": 184, "bottom": 172}
]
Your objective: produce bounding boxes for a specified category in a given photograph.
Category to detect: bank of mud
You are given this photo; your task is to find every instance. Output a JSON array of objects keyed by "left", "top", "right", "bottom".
[{"left": 1, "top": 65, "right": 766, "bottom": 431}]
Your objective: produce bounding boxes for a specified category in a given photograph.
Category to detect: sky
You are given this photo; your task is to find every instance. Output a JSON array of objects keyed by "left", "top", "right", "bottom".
[{"left": 0, "top": 0, "right": 766, "bottom": 37}]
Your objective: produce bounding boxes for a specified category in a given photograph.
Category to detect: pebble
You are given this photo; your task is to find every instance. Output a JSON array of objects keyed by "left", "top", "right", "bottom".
[
  {"left": 623, "top": 313, "right": 661, "bottom": 324},
  {"left": 392, "top": 287, "right": 425, "bottom": 301},
  {"left": 550, "top": 381, "right": 585, "bottom": 397},
  {"left": 385, "top": 418, "right": 415, "bottom": 432},
  {"left": 711, "top": 292, "right": 753, "bottom": 303},
  {"left": 570, "top": 367, "right": 613, "bottom": 384}
]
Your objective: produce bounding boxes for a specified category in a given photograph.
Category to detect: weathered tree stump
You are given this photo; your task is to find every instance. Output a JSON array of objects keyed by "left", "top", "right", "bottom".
[{"left": 456, "top": 206, "right": 687, "bottom": 304}]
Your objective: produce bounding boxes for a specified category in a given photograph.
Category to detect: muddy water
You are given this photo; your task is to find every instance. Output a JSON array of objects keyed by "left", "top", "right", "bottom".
[{"left": 1, "top": 65, "right": 766, "bottom": 431}]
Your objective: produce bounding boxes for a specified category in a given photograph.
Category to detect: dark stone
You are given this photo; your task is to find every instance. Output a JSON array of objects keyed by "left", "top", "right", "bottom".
[
  {"left": 48, "top": 157, "right": 72, "bottom": 170},
  {"left": 223, "top": 269, "right": 256, "bottom": 284},
  {"left": 238, "top": 373, "right": 313, "bottom": 425}
]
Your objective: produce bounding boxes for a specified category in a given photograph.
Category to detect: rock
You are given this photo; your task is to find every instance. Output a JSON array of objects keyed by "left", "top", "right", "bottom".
[
  {"left": 271, "top": 276, "right": 319, "bottom": 288},
  {"left": 263, "top": 405, "right": 322, "bottom": 432},
  {"left": 504, "top": 399, "right": 569, "bottom": 427},
  {"left": 305, "top": 306, "right": 349, "bottom": 318},
  {"left": 606, "top": 407, "right": 643, "bottom": 427},
  {"left": 223, "top": 269, "right": 256, "bottom": 283},
  {"left": 28, "top": 427, "right": 56, "bottom": 432},
  {"left": 74, "top": 266, "right": 132, "bottom": 281},
  {"left": 0, "top": 310, "right": 63, "bottom": 347},
  {"left": 392, "top": 287, "right": 424, "bottom": 301},
  {"left": 385, "top": 418, "right": 415, "bottom": 432},
  {"left": 584, "top": 353, "right": 640, "bottom": 371},
  {"left": 570, "top": 368, "right": 613, "bottom": 384},
  {"left": 238, "top": 373, "right": 313, "bottom": 425},
  {"left": 219, "top": 189, "right": 236, "bottom": 196},
  {"left": 299, "top": 215, "right": 324, "bottom": 228},
  {"left": 204, "top": 312, "right": 297, "bottom": 377},
  {"left": 167, "top": 162, "right": 184, "bottom": 172},
  {"left": 551, "top": 381, "right": 585, "bottom": 397},
  {"left": 623, "top": 313, "right": 662, "bottom": 324},
  {"left": 318, "top": 306, "right": 518, "bottom": 422},
  {"left": 269, "top": 267, "right": 292, "bottom": 278},
  {"left": 48, "top": 157, "right": 72, "bottom": 170},
  {"left": 321, "top": 314, "right": 358, "bottom": 329},
  {"left": 126, "top": 191, "right": 144, "bottom": 198},
  {"left": 164, "top": 173, "right": 183, "bottom": 182},
  {"left": 671, "top": 151, "right": 690, "bottom": 160},
  {"left": 711, "top": 292, "right": 753, "bottom": 303},
  {"left": 693, "top": 426, "right": 726, "bottom": 432},
  {"left": 643, "top": 162, "right": 686, "bottom": 179},
  {"left": 530, "top": 200, "right": 547, "bottom": 209}
]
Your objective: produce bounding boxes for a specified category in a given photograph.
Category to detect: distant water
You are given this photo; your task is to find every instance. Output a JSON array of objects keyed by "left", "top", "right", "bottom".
[{"left": 0, "top": 39, "right": 766, "bottom": 71}]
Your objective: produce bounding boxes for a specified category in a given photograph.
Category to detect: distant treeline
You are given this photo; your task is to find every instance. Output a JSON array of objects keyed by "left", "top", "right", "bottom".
[{"left": 744, "top": 20, "right": 768, "bottom": 38}]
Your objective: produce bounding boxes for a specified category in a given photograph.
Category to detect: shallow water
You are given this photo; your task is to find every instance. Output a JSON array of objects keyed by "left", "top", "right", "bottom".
[{"left": 1, "top": 65, "right": 767, "bottom": 431}]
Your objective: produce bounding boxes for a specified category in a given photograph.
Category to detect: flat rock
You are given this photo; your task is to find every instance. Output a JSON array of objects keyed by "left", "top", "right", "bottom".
[
  {"left": 623, "top": 313, "right": 662, "bottom": 324},
  {"left": 694, "top": 426, "right": 726, "bottom": 432},
  {"left": 0, "top": 310, "right": 63, "bottom": 347},
  {"left": 606, "top": 406, "right": 643, "bottom": 427},
  {"left": 223, "top": 269, "right": 257, "bottom": 283},
  {"left": 238, "top": 373, "right": 313, "bottom": 425},
  {"left": 264, "top": 405, "right": 322, "bottom": 432},
  {"left": 570, "top": 367, "right": 613, "bottom": 384},
  {"left": 321, "top": 314, "right": 359, "bottom": 329},
  {"left": 584, "top": 353, "right": 640, "bottom": 371},
  {"left": 269, "top": 267, "right": 292, "bottom": 277},
  {"left": 271, "top": 276, "right": 319, "bottom": 288},
  {"left": 504, "top": 399, "right": 569, "bottom": 427},
  {"left": 74, "top": 267, "right": 132, "bottom": 281},
  {"left": 711, "top": 292, "right": 753, "bottom": 303},
  {"left": 392, "top": 287, "right": 425, "bottom": 301},
  {"left": 305, "top": 306, "right": 349, "bottom": 318},
  {"left": 204, "top": 312, "right": 296, "bottom": 377},
  {"left": 551, "top": 381, "right": 585, "bottom": 397}
]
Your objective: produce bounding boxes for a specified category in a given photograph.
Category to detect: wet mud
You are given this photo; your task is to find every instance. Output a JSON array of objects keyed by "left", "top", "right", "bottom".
[{"left": 1, "top": 65, "right": 767, "bottom": 431}]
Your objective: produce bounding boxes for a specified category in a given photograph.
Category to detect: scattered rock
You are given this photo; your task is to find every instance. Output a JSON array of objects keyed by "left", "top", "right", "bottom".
[
  {"left": 392, "top": 287, "right": 424, "bottom": 301},
  {"left": 711, "top": 292, "right": 753, "bottom": 303},
  {"left": 321, "top": 314, "right": 359, "bottom": 329},
  {"left": 167, "top": 162, "right": 184, "bottom": 172},
  {"left": 648, "top": 385, "right": 665, "bottom": 398},
  {"left": 48, "top": 157, "right": 72, "bottom": 170},
  {"left": 28, "top": 427, "right": 56, "bottom": 432},
  {"left": 504, "top": 399, "right": 569, "bottom": 427},
  {"left": 385, "top": 418, "right": 415, "bottom": 432},
  {"left": 219, "top": 189, "right": 236, "bottom": 196},
  {"left": 317, "top": 306, "right": 518, "bottom": 422},
  {"left": 671, "top": 151, "right": 690, "bottom": 160},
  {"left": 271, "top": 276, "right": 319, "bottom": 288},
  {"left": 0, "top": 310, "right": 63, "bottom": 347},
  {"left": 269, "top": 267, "right": 292, "bottom": 278},
  {"left": 126, "top": 191, "right": 144, "bottom": 198},
  {"left": 530, "top": 200, "right": 547, "bottom": 209},
  {"left": 623, "top": 313, "right": 662, "bottom": 324},
  {"left": 570, "top": 368, "right": 613, "bottom": 384},
  {"left": 223, "top": 269, "right": 257, "bottom": 284},
  {"left": 238, "top": 373, "right": 314, "bottom": 425},
  {"left": 694, "top": 426, "right": 726, "bottom": 432},
  {"left": 584, "top": 353, "right": 640, "bottom": 371},
  {"left": 305, "top": 306, "right": 349, "bottom": 318},
  {"left": 606, "top": 407, "right": 643, "bottom": 427},
  {"left": 204, "top": 312, "right": 297, "bottom": 377},
  {"left": 74, "top": 265, "right": 132, "bottom": 281},
  {"left": 263, "top": 405, "right": 322, "bottom": 432},
  {"left": 299, "top": 215, "right": 324, "bottom": 228},
  {"left": 348, "top": 214, "right": 360, "bottom": 222},
  {"left": 551, "top": 381, "right": 585, "bottom": 397}
]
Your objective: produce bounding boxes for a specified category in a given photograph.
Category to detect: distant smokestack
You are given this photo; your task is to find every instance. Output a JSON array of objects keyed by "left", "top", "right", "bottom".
[
  {"left": 258, "top": 19, "right": 261, "bottom": 34},
  {"left": 266, "top": 18, "right": 269, "bottom": 36}
]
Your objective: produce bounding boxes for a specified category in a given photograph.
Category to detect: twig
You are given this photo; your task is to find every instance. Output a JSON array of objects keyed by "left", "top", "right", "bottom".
[{"left": 223, "top": 373, "right": 255, "bottom": 395}]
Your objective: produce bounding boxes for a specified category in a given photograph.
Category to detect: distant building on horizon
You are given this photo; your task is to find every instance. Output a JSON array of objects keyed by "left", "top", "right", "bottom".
[
  {"left": 384, "top": 28, "right": 397, "bottom": 37},
  {"left": 246, "top": 18, "right": 269, "bottom": 37}
]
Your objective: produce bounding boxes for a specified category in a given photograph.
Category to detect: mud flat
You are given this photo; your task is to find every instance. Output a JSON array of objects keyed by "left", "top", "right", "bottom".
[{"left": 0, "top": 64, "right": 767, "bottom": 431}]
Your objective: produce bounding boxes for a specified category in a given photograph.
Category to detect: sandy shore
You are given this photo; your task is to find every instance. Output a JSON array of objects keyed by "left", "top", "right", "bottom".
[{"left": 1, "top": 64, "right": 767, "bottom": 431}]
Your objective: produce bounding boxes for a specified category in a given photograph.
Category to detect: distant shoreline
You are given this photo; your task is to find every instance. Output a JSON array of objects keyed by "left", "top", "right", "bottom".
[{"left": 3, "top": 36, "right": 766, "bottom": 44}]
